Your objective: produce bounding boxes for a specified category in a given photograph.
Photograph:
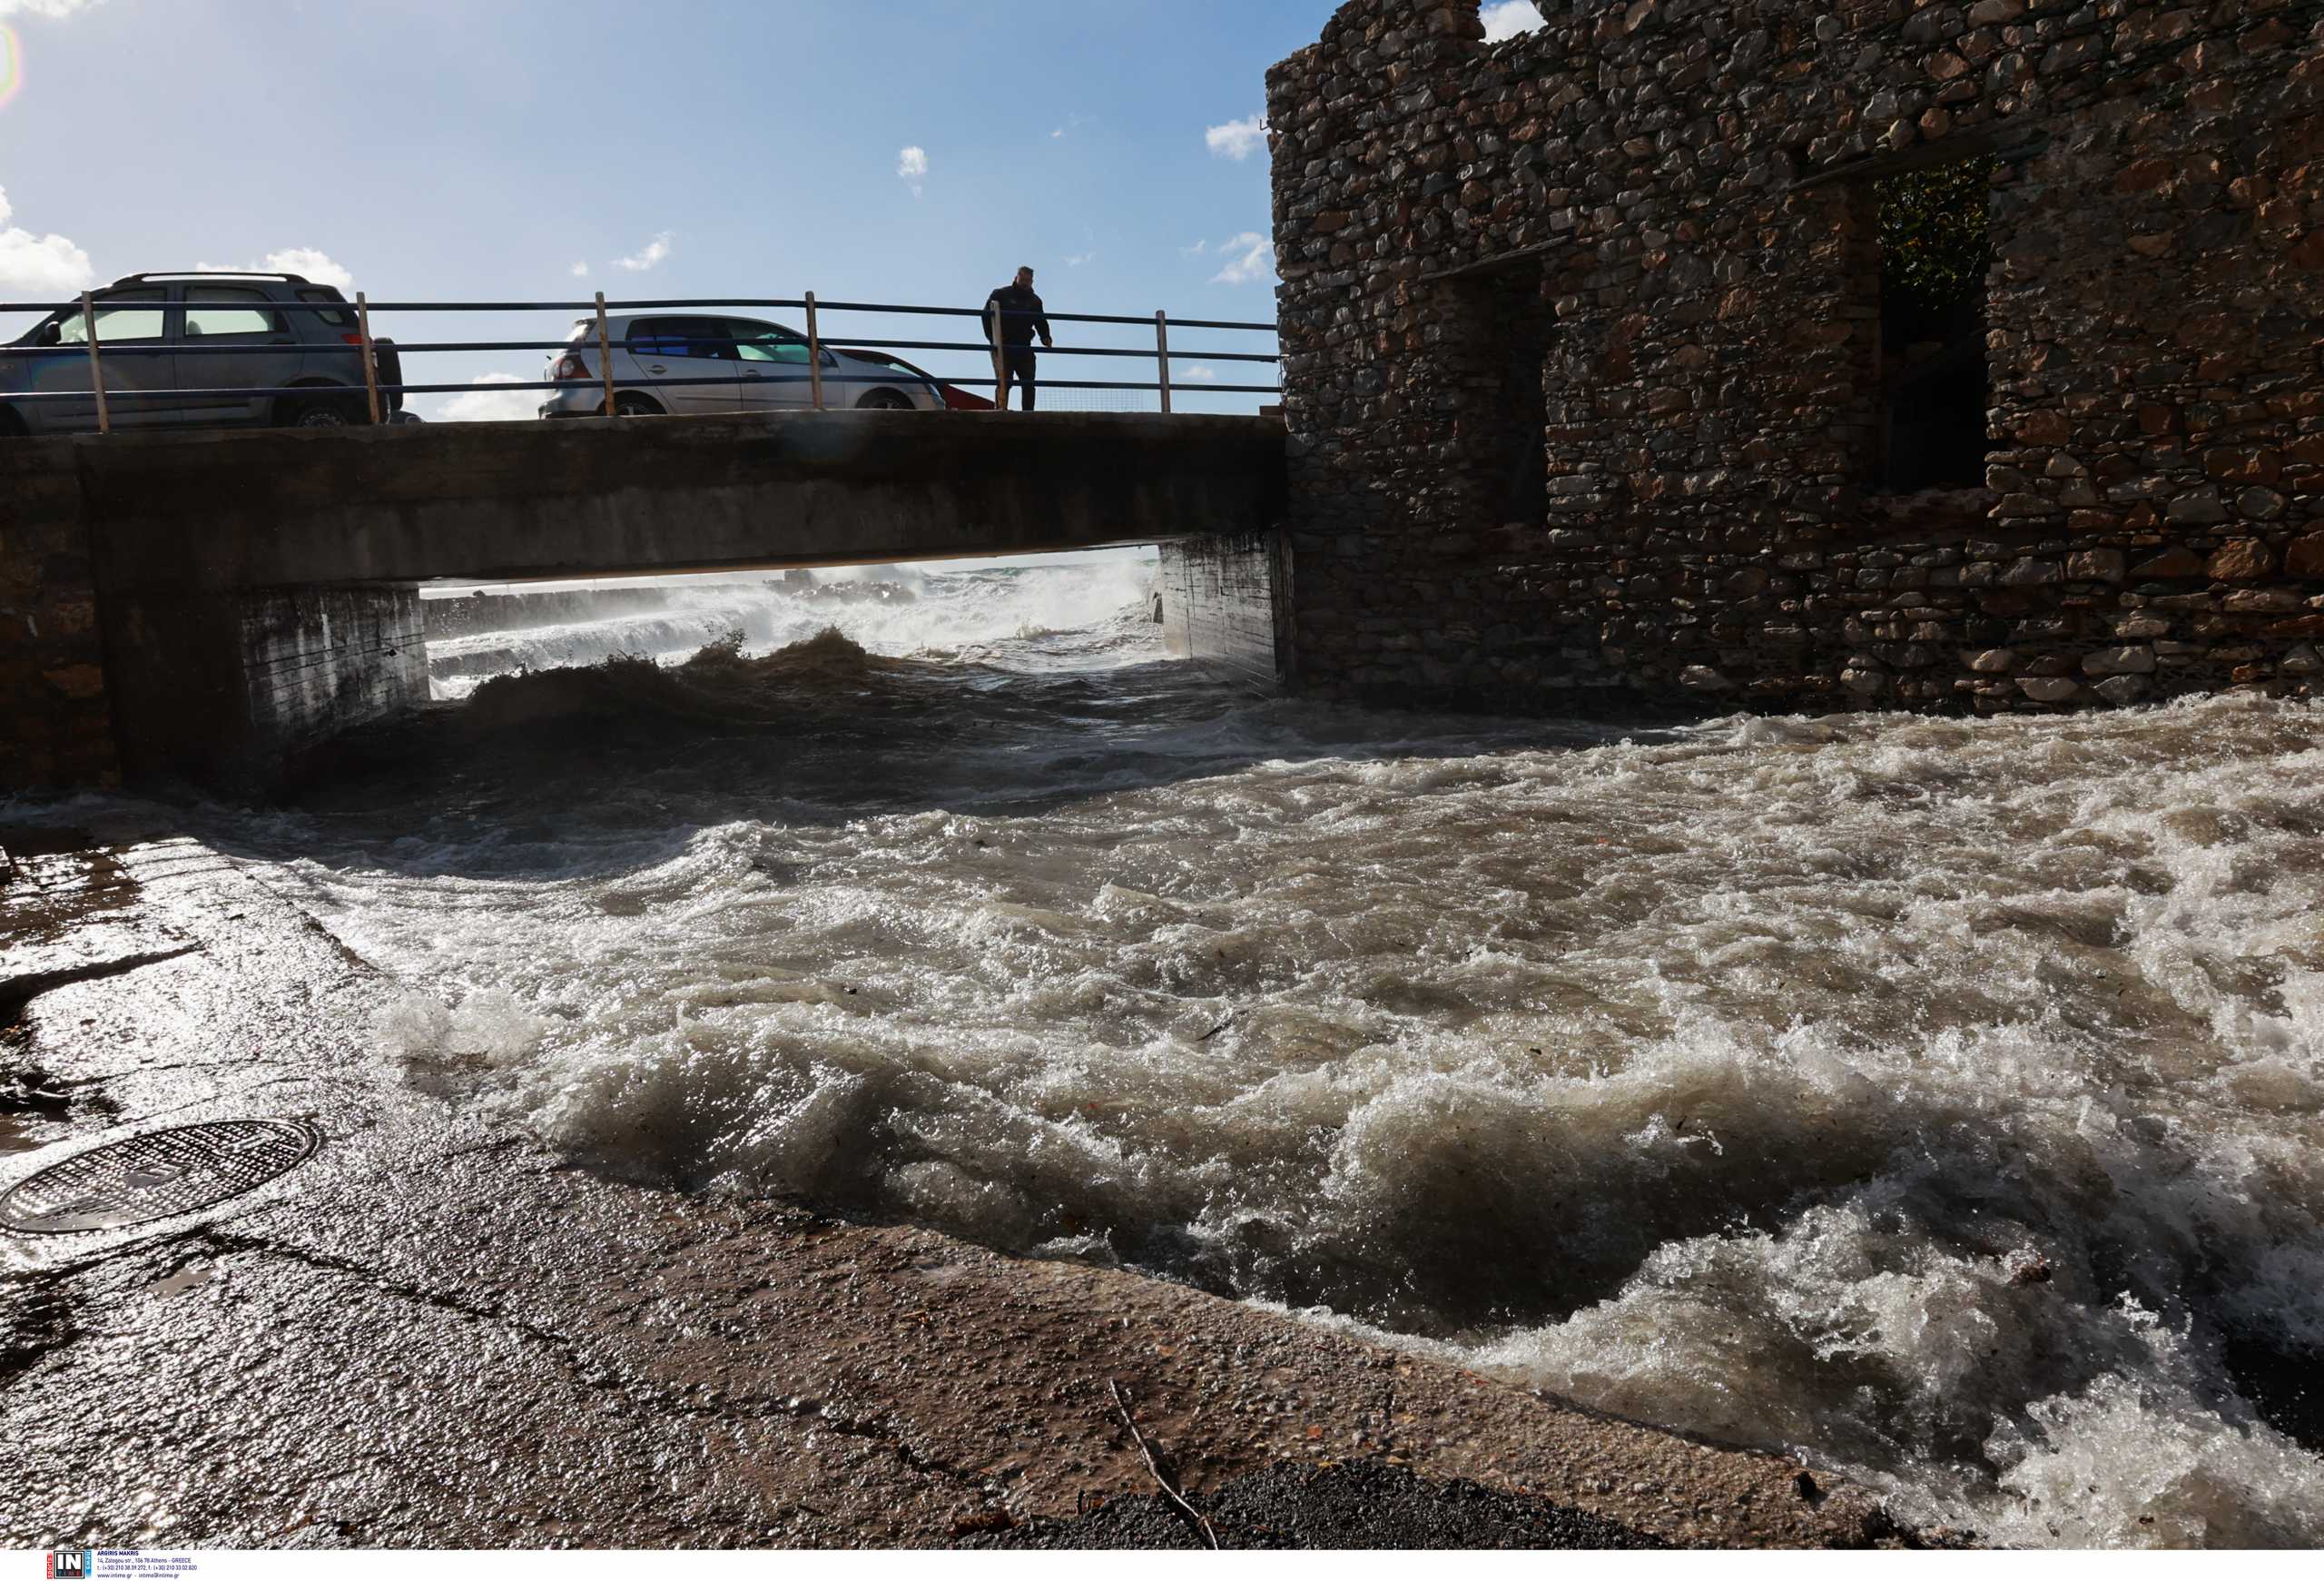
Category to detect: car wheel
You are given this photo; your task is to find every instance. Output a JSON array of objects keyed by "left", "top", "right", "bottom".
[
  {"left": 854, "top": 389, "right": 912, "bottom": 410},
  {"left": 612, "top": 393, "right": 664, "bottom": 417},
  {"left": 280, "top": 393, "right": 361, "bottom": 429},
  {"left": 0, "top": 406, "right": 25, "bottom": 439}
]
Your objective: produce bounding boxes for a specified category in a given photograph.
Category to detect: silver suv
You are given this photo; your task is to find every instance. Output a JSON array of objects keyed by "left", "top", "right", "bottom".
[
  {"left": 0, "top": 271, "right": 399, "bottom": 436},
  {"left": 538, "top": 313, "right": 940, "bottom": 418}
]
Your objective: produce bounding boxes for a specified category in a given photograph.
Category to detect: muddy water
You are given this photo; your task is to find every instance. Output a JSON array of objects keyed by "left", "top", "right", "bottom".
[{"left": 28, "top": 559, "right": 2324, "bottom": 1545}]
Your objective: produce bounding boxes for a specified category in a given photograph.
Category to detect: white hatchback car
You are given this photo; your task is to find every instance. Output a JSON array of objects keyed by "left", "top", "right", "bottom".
[{"left": 538, "top": 313, "right": 942, "bottom": 418}]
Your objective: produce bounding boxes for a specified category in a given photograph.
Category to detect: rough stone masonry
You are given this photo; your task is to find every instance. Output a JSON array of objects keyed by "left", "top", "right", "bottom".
[{"left": 1267, "top": 0, "right": 2324, "bottom": 712}]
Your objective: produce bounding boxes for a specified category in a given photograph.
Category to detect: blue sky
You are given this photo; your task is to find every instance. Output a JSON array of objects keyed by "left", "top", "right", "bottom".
[{"left": 0, "top": 0, "right": 1412, "bottom": 417}]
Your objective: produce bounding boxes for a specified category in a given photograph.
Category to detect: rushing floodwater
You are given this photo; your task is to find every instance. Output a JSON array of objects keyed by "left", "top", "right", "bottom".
[{"left": 67, "top": 560, "right": 2324, "bottom": 1543}]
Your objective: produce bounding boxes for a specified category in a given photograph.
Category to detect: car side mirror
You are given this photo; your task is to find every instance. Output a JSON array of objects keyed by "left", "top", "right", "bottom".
[{"left": 34, "top": 321, "right": 61, "bottom": 347}]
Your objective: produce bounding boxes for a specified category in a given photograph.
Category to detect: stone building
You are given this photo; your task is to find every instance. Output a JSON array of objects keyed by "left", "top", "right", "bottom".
[
  {"left": 1250, "top": 0, "right": 2324, "bottom": 712},
  {"left": 0, "top": 463, "right": 118, "bottom": 788}
]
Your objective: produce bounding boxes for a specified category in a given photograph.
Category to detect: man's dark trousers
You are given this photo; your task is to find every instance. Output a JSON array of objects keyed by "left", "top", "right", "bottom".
[{"left": 1001, "top": 345, "right": 1038, "bottom": 410}]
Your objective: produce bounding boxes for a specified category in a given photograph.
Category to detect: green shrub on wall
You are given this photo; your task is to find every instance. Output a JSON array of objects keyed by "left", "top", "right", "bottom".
[{"left": 1877, "top": 157, "right": 1994, "bottom": 312}]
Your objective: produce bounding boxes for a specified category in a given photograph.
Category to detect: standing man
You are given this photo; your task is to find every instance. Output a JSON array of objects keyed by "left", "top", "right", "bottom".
[{"left": 984, "top": 265, "right": 1053, "bottom": 411}]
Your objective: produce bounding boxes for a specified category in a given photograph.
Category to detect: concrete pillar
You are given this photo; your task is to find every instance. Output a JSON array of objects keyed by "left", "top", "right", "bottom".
[
  {"left": 99, "top": 582, "right": 427, "bottom": 787},
  {"left": 1157, "top": 529, "right": 1288, "bottom": 692}
]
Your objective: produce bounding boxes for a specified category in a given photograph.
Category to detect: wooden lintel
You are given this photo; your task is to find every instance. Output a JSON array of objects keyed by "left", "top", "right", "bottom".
[
  {"left": 1418, "top": 239, "right": 1569, "bottom": 284},
  {"left": 1785, "top": 124, "right": 2053, "bottom": 196}
]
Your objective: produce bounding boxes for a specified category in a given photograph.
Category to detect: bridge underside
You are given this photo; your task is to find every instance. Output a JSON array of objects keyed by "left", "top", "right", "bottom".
[{"left": 1, "top": 411, "right": 1285, "bottom": 789}]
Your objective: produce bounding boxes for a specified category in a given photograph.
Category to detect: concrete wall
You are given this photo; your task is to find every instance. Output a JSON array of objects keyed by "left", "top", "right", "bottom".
[
  {"left": 424, "top": 586, "right": 677, "bottom": 639},
  {"left": 0, "top": 472, "right": 119, "bottom": 790},
  {"left": 91, "top": 582, "right": 427, "bottom": 786},
  {"left": 244, "top": 586, "right": 427, "bottom": 768},
  {"left": 1158, "top": 531, "right": 1287, "bottom": 691},
  {"left": 1268, "top": 0, "right": 2324, "bottom": 713}
]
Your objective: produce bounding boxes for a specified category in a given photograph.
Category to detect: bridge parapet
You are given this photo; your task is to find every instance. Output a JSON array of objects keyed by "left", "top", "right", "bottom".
[{"left": 1, "top": 410, "right": 1286, "bottom": 790}]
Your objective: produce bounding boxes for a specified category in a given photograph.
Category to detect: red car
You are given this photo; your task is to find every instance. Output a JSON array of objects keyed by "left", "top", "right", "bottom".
[{"left": 832, "top": 348, "right": 993, "bottom": 410}]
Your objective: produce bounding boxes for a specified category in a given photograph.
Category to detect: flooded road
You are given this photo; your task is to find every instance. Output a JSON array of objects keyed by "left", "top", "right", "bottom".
[{"left": 10, "top": 556, "right": 2324, "bottom": 1546}]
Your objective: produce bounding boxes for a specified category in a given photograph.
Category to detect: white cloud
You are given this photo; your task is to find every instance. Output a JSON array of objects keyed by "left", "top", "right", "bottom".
[
  {"left": 194, "top": 248, "right": 355, "bottom": 290},
  {"left": 1210, "top": 232, "right": 1275, "bottom": 286},
  {"left": 896, "top": 145, "right": 928, "bottom": 198},
  {"left": 613, "top": 232, "right": 673, "bottom": 272},
  {"left": 431, "top": 373, "right": 537, "bottom": 424},
  {"left": 0, "top": 184, "right": 96, "bottom": 299},
  {"left": 1181, "top": 240, "right": 1208, "bottom": 256},
  {"left": 1063, "top": 252, "right": 1095, "bottom": 267},
  {"left": 1176, "top": 364, "right": 1217, "bottom": 383},
  {"left": 568, "top": 261, "right": 589, "bottom": 279},
  {"left": 1205, "top": 113, "right": 1268, "bottom": 162},
  {"left": 1480, "top": 1, "right": 1546, "bottom": 42},
  {"left": 0, "top": 230, "right": 94, "bottom": 298},
  {"left": 0, "top": 1, "right": 108, "bottom": 17},
  {"left": 261, "top": 247, "right": 351, "bottom": 289}
]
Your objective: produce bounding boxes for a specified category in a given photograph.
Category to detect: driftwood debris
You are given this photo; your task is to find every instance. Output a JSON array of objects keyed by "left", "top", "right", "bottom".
[{"left": 1107, "top": 1379, "right": 1218, "bottom": 1549}]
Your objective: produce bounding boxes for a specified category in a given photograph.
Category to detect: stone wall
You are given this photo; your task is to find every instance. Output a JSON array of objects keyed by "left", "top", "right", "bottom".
[
  {"left": 1158, "top": 531, "right": 1288, "bottom": 691},
  {"left": 0, "top": 469, "right": 119, "bottom": 791},
  {"left": 1269, "top": 0, "right": 2324, "bottom": 712}
]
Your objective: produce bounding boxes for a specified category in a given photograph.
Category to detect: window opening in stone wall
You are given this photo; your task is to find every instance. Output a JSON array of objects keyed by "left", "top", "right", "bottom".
[
  {"left": 1443, "top": 264, "right": 1552, "bottom": 528},
  {"left": 1876, "top": 155, "right": 1994, "bottom": 492}
]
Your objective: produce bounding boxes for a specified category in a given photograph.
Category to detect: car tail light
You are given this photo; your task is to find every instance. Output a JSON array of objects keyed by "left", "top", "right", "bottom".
[
  {"left": 553, "top": 353, "right": 590, "bottom": 381},
  {"left": 340, "top": 333, "right": 365, "bottom": 346}
]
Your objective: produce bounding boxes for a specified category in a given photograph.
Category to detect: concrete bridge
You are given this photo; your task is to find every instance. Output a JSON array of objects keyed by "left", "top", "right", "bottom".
[{"left": 2, "top": 411, "right": 1286, "bottom": 788}]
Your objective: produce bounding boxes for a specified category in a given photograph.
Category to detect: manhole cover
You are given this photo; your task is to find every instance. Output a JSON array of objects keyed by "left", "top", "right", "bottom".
[{"left": 1, "top": 1120, "right": 320, "bottom": 1234}]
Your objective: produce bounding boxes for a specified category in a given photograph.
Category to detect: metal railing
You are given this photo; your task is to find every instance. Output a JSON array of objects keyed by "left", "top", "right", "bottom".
[{"left": 0, "top": 288, "right": 1281, "bottom": 433}]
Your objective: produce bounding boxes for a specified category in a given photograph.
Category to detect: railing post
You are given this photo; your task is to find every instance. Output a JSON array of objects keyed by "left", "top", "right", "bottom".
[
  {"left": 356, "top": 291, "right": 383, "bottom": 426},
  {"left": 594, "top": 291, "right": 617, "bottom": 418},
  {"left": 990, "top": 292, "right": 1007, "bottom": 410},
  {"left": 80, "top": 291, "right": 110, "bottom": 436},
  {"left": 804, "top": 290, "right": 824, "bottom": 411},
  {"left": 1155, "top": 310, "right": 1171, "bottom": 415}
]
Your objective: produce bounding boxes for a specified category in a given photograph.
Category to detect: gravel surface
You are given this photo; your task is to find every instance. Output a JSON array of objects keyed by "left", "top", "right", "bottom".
[{"left": 964, "top": 1460, "right": 1671, "bottom": 1549}]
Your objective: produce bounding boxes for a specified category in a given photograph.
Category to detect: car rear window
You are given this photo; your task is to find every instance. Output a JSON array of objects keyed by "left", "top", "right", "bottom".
[
  {"left": 186, "top": 285, "right": 287, "bottom": 339},
  {"left": 295, "top": 287, "right": 357, "bottom": 330},
  {"left": 629, "top": 317, "right": 736, "bottom": 360}
]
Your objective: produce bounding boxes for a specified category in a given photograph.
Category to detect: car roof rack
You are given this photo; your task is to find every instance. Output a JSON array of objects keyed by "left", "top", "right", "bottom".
[{"left": 110, "top": 271, "right": 311, "bottom": 285}]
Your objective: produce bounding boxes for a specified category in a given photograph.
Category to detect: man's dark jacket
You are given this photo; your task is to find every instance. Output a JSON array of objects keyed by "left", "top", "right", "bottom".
[{"left": 985, "top": 283, "right": 1051, "bottom": 347}]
